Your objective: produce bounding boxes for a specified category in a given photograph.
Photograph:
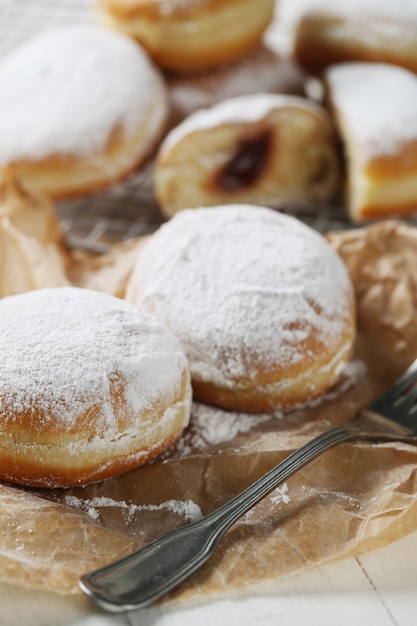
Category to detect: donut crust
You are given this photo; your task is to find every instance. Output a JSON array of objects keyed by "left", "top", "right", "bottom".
[
  {"left": 191, "top": 320, "right": 355, "bottom": 413},
  {"left": 0, "top": 371, "right": 190, "bottom": 488},
  {"left": 95, "top": 0, "right": 276, "bottom": 70},
  {"left": 0, "top": 288, "right": 191, "bottom": 488},
  {"left": 6, "top": 85, "right": 168, "bottom": 200},
  {"left": 294, "top": 11, "right": 417, "bottom": 75}
]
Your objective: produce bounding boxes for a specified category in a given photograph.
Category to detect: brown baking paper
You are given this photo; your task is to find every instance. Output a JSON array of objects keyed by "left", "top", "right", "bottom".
[
  {"left": 1, "top": 219, "right": 417, "bottom": 603},
  {"left": 0, "top": 168, "right": 70, "bottom": 296}
]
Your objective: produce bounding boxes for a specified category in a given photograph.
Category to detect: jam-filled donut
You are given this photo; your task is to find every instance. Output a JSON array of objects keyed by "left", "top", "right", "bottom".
[
  {"left": 0, "top": 287, "right": 191, "bottom": 488},
  {"left": 166, "top": 44, "right": 307, "bottom": 126},
  {"left": 94, "top": 0, "right": 276, "bottom": 71},
  {"left": 126, "top": 205, "right": 356, "bottom": 413},
  {"left": 153, "top": 93, "right": 340, "bottom": 218},
  {"left": 325, "top": 62, "right": 417, "bottom": 222},
  {"left": 0, "top": 25, "right": 168, "bottom": 199},
  {"left": 293, "top": 0, "right": 417, "bottom": 75}
]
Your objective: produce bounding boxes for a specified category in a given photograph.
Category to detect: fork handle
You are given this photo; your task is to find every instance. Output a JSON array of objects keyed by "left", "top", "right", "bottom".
[{"left": 79, "top": 421, "right": 363, "bottom": 612}]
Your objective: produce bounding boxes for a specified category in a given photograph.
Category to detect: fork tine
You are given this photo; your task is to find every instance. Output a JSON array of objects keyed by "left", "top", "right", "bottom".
[
  {"left": 396, "top": 379, "right": 417, "bottom": 408},
  {"left": 377, "top": 357, "right": 417, "bottom": 403}
]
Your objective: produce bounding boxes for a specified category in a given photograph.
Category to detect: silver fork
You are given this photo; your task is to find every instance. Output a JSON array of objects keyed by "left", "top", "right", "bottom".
[{"left": 79, "top": 357, "right": 417, "bottom": 612}]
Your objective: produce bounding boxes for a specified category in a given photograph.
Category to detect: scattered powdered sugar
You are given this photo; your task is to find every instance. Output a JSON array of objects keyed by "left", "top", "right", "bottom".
[
  {"left": 127, "top": 205, "right": 354, "bottom": 389},
  {"left": 242, "top": 483, "right": 291, "bottom": 522},
  {"left": 270, "top": 483, "right": 291, "bottom": 506},
  {"left": 0, "top": 25, "right": 165, "bottom": 163},
  {"left": 0, "top": 287, "right": 188, "bottom": 433},
  {"left": 64, "top": 495, "right": 203, "bottom": 523},
  {"left": 326, "top": 62, "right": 417, "bottom": 156},
  {"left": 160, "top": 93, "right": 326, "bottom": 156},
  {"left": 168, "top": 402, "right": 274, "bottom": 456}
]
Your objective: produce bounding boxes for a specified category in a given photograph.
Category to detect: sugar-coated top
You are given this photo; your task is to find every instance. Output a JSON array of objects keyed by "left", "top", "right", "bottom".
[
  {"left": 326, "top": 62, "right": 417, "bottom": 157},
  {"left": 0, "top": 25, "right": 165, "bottom": 163},
  {"left": 127, "top": 205, "right": 353, "bottom": 386},
  {"left": 0, "top": 287, "right": 188, "bottom": 431},
  {"left": 160, "top": 93, "right": 327, "bottom": 156}
]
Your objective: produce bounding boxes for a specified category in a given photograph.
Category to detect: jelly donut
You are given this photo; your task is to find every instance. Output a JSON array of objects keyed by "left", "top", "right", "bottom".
[
  {"left": 325, "top": 62, "right": 417, "bottom": 222},
  {"left": 94, "top": 0, "right": 276, "bottom": 71},
  {"left": 293, "top": 0, "right": 417, "bottom": 75},
  {"left": 166, "top": 44, "right": 307, "bottom": 126},
  {"left": 0, "top": 25, "right": 168, "bottom": 199},
  {"left": 126, "top": 205, "right": 356, "bottom": 413},
  {"left": 0, "top": 287, "right": 191, "bottom": 488},
  {"left": 153, "top": 93, "right": 340, "bottom": 218}
]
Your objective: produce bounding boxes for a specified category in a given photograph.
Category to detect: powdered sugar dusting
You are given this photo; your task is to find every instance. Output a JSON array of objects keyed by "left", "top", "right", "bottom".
[
  {"left": 64, "top": 495, "right": 203, "bottom": 523},
  {"left": 0, "top": 25, "right": 165, "bottom": 163},
  {"left": 0, "top": 287, "right": 188, "bottom": 432},
  {"left": 270, "top": 483, "right": 291, "bottom": 506},
  {"left": 326, "top": 63, "right": 417, "bottom": 156},
  {"left": 127, "top": 205, "right": 353, "bottom": 389},
  {"left": 168, "top": 403, "right": 274, "bottom": 456}
]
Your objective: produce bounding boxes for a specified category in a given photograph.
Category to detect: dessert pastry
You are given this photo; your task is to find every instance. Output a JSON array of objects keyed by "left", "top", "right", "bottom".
[
  {"left": 94, "top": 0, "right": 276, "bottom": 71},
  {"left": 0, "top": 287, "right": 191, "bottom": 488},
  {"left": 126, "top": 205, "right": 356, "bottom": 413},
  {"left": 0, "top": 167, "right": 70, "bottom": 297},
  {"left": 293, "top": 0, "right": 417, "bottom": 75},
  {"left": 153, "top": 93, "right": 340, "bottom": 218},
  {"left": 325, "top": 62, "right": 417, "bottom": 221},
  {"left": 166, "top": 44, "right": 307, "bottom": 126},
  {"left": 0, "top": 25, "right": 168, "bottom": 199}
]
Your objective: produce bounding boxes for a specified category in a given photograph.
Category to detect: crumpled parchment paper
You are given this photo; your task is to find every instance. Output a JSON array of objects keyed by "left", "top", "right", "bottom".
[{"left": 1, "top": 192, "right": 417, "bottom": 604}]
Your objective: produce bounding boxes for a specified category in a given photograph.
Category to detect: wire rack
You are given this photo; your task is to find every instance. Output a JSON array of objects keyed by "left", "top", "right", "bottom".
[{"left": 0, "top": 0, "right": 357, "bottom": 252}]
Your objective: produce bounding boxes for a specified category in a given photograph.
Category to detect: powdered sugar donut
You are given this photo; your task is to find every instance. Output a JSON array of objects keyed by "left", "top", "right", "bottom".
[
  {"left": 0, "top": 25, "right": 168, "bottom": 199},
  {"left": 0, "top": 287, "right": 191, "bottom": 488},
  {"left": 126, "top": 205, "right": 355, "bottom": 413},
  {"left": 294, "top": 0, "right": 417, "bottom": 75},
  {"left": 166, "top": 44, "right": 307, "bottom": 126},
  {"left": 94, "top": 0, "right": 276, "bottom": 71},
  {"left": 153, "top": 93, "right": 340, "bottom": 218},
  {"left": 325, "top": 62, "right": 417, "bottom": 221}
]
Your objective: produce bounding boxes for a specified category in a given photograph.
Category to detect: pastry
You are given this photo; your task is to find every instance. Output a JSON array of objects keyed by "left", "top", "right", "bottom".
[
  {"left": 325, "top": 62, "right": 417, "bottom": 221},
  {"left": 94, "top": 0, "right": 276, "bottom": 71},
  {"left": 154, "top": 93, "right": 340, "bottom": 218},
  {"left": 0, "top": 25, "right": 168, "bottom": 199},
  {"left": 126, "top": 205, "right": 356, "bottom": 413},
  {"left": 166, "top": 44, "right": 307, "bottom": 126},
  {"left": 293, "top": 0, "right": 417, "bottom": 75},
  {"left": 0, "top": 287, "right": 191, "bottom": 488}
]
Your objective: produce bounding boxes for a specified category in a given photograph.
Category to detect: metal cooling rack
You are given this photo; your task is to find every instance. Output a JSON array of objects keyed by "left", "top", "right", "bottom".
[{"left": 0, "top": 0, "right": 354, "bottom": 252}]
